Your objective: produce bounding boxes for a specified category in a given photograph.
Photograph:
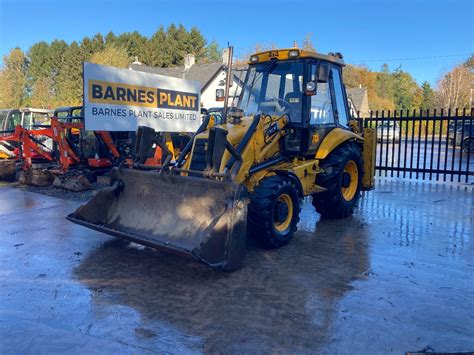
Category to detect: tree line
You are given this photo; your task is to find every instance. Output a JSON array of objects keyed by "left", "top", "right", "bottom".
[
  {"left": 0, "top": 24, "right": 221, "bottom": 108},
  {"left": 0, "top": 26, "right": 471, "bottom": 113},
  {"left": 343, "top": 57, "right": 472, "bottom": 113}
]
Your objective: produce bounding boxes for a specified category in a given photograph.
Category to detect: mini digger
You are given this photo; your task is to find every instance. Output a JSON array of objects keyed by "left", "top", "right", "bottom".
[{"left": 68, "top": 48, "right": 376, "bottom": 271}]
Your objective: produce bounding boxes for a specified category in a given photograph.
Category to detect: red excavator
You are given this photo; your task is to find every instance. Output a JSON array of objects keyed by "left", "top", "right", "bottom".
[{"left": 0, "top": 111, "right": 121, "bottom": 188}]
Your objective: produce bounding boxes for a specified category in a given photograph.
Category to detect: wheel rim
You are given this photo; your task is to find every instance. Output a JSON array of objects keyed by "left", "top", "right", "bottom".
[
  {"left": 273, "top": 193, "right": 293, "bottom": 232},
  {"left": 341, "top": 160, "right": 358, "bottom": 201}
]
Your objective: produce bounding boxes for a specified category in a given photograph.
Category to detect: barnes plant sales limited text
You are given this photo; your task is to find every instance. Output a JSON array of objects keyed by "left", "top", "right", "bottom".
[{"left": 91, "top": 107, "right": 198, "bottom": 120}]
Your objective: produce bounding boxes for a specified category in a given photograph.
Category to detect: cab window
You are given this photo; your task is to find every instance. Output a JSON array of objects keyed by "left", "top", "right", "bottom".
[
  {"left": 310, "top": 82, "right": 334, "bottom": 125},
  {"left": 0, "top": 111, "right": 8, "bottom": 130},
  {"left": 32, "top": 112, "right": 51, "bottom": 126},
  {"left": 239, "top": 60, "right": 304, "bottom": 123},
  {"left": 6, "top": 111, "right": 21, "bottom": 130},
  {"left": 331, "top": 68, "right": 349, "bottom": 127},
  {"left": 23, "top": 113, "right": 34, "bottom": 129}
]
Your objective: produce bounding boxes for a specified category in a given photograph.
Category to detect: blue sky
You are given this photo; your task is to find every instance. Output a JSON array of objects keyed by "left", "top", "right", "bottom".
[{"left": 0, "top": 0, "right": 472, "bottom": 86}]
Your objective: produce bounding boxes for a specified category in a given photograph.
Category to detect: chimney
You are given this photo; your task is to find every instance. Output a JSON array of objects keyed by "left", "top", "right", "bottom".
[
  {"left": 222, "top": 47, "right": 230, "bottom": 65},
  {"left": 130, "top": 56, "right": 141, "bottom": 66},
  {"left": 184, "top": 54, "right": 195, "bottom": 69}
]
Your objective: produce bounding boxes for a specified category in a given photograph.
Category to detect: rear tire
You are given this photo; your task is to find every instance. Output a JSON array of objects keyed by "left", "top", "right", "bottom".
[
  {"left": 312, "top": 142, "right": 363, "bottom": 218},
  {"left": 248, "top": 176, "right": 300, "bottom": 249}
]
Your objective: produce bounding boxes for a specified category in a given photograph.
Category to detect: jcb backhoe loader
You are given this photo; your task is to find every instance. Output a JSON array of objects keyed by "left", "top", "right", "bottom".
[{"left": 68, "top": 48, "right": 376, "bottom": 270}]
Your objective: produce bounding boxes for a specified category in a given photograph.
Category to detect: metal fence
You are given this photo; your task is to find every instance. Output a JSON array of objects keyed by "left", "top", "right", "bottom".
[{"left": 361, "top": 108, "right": 473, "bottom": 183}]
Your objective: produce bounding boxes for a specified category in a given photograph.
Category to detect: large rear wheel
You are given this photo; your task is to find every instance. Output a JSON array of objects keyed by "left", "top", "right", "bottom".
[
  {"left": 312, "top": 142, "right": 363, "bottom": 218},
  {"left": 248, "top": 176, "right": 301, "bottom": 248}
]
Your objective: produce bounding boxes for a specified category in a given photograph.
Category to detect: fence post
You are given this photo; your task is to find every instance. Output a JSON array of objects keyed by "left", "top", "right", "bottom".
[
  {"left": 377, "top": 110, "right": 382, "bottom": 177},
  {"left": 450, "top": 108, "right": 459, "bottom": 182}
]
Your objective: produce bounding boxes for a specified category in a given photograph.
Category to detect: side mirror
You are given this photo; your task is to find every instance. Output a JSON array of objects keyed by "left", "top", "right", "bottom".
[{"left": 317, "top": 64, "right": 329, "bottom": 83}]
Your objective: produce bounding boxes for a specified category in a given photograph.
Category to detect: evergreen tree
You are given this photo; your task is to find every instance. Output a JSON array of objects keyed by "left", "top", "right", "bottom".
[
  {"left": 206, "top": 41, "right": 221, "bottom": 62},
  {"left": 391, "top": 67, "right": 420, "bottom": 111},
  {"left": 105, "top": 32, "right": 118, "bottom": 47},
  {"left": 164, "top": 24, "right": 181, "bottom": 65},
  {"left": 56, "top": 41, "right": 85, "bottom": 106},
  {"left": 48, "top": 40, "right": 69, "bottom": 95},
  {"left": 142, "top": 26, "right": 167, "bottom": 66},
  {"left": 81, "top": 33, "right": 105, "bottom": 58},
  {"left": 420, "top": 81, "right": 435, "bottom": 110},
  {"left": 27, "top": 42, "right": 51, "bottom": 82},
  {"left": 188, "top": 26, "right": 207, "bottom": 61},
  {"left": 116, "top": 31, "right": 147, "bottom": 60},
  {"left": 376, "top": 63, "right": 394, "bottom": 100}
]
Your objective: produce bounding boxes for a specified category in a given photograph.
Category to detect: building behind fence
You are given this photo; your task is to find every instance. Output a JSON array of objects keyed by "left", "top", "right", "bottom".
[{"left": 359, "top": 108, "right": 473, "bottom": 183}]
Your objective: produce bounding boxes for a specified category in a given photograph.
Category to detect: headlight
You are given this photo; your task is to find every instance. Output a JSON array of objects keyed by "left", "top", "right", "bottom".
[
  {"left": 250, "top": 55, "right": 259, "bottom": 63},
  {"left": 288, "top": 50, "right": 299, "bottom": 58},
  {"left": 305, "top": 81, "right": 316, "bottom": 92}
]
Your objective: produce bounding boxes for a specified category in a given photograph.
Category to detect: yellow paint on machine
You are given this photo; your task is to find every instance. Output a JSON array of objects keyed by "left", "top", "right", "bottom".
[
  {"left": 362, "top": 127, "right": 376, "bottom": 190},
  {"left": 315, "top": 128, "right": 363, "bottom": 160}
]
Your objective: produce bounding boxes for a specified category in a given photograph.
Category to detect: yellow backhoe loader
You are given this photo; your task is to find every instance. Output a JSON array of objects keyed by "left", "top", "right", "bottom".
[{"left": 68, "top": 48, "right": 376, "bottom": 270}]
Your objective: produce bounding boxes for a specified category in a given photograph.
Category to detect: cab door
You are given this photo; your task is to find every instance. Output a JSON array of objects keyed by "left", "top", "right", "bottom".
[{"left": 304, "top": 61, "right": 337, "bottom": 156}]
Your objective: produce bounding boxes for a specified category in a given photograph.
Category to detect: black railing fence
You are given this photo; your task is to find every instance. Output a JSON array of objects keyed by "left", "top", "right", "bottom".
[{"left": 360, "top": 108, "right": 473, "bottom": 183}]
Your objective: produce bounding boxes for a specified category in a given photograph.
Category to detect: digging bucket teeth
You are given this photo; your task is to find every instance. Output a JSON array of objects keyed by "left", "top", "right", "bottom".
[{"left": 67, "top": 167, "right": 248, "bottom": 271}]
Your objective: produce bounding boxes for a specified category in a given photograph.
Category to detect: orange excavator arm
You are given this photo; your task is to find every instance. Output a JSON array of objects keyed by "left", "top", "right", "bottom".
[
  {"left": 50, "top": 118, "right": 82, "bottom": 171},
  {"left": 16, "top": 126, "right": 54, "bottom": 169},
  {"left": 94, "top": 131, "right": 120, "bottom": 158}
]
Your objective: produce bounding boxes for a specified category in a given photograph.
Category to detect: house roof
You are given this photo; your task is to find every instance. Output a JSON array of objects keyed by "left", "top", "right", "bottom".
[
  {"left": 129, "top": 62, "right": 224, "bottom": 90},
  {"left": 346, "top": 88, "right": 368, "bottom": 112}
]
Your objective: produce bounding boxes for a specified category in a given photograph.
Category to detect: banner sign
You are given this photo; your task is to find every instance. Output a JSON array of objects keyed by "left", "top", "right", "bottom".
[{"left": 83, "top": 62, "right": 201, "bottom": 132}]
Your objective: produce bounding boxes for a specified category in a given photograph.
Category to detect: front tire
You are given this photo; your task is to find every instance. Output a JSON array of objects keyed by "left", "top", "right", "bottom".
[
  {"left": 248, "top": 176, "right": 301, "bottom": 249},
  {"left": 312, "top": 142, "right": 363, "bottom": 218}
]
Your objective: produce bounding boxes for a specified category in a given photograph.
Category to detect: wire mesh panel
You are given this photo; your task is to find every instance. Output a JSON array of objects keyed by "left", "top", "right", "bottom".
[{"left": 363, "top": 108, "right": 473, "bottom": 183}]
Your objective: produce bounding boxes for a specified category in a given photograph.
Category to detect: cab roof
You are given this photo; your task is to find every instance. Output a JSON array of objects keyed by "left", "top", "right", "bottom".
[{"left": 249, "top": 48, "right": 345, "bottom": 66}]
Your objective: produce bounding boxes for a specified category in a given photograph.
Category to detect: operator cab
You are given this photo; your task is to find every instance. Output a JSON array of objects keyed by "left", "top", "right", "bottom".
[{"left": 238, "top": 48, "right": 351, "bottom": 157}]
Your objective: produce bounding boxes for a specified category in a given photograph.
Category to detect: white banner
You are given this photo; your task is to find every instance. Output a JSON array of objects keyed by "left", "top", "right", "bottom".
[{"left": 83, "top": 62, "right": 201, "bottom": 132}]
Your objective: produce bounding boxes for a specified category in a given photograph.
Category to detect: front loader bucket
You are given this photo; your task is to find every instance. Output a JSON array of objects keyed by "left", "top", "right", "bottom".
[{"left": 67, "top": 167, "right": 248, "bottom": 271}]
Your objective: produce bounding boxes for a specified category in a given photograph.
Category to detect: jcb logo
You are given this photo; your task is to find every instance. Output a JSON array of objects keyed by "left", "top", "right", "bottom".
[{"left": 268, "top": 51, "right": 279, "bottom": 58}]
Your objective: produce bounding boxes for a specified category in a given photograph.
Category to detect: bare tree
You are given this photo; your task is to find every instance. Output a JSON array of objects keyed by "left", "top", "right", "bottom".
[
  {"left": 302, "top": 33, "right": 316, "bottom": 52},
  {"left": 436, "top": 64, "right": 471, "bottom": 110}
]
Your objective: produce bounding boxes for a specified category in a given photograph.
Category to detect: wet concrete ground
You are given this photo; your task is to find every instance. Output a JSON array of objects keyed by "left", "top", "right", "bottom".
[{"left": 0, "top": 179, "right": 473, "bottom": 354}]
